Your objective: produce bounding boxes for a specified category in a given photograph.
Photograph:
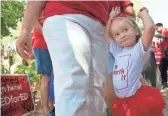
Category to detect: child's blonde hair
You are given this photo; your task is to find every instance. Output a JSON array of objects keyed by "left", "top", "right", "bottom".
[{"left": 110, "top": 17, "right": 142, "bottom": 42}]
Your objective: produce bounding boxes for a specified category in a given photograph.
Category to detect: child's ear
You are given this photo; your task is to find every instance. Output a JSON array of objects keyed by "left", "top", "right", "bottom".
[
  {"left": 136, "top": 32, "right": 139, "bottom": 35},
  {"left": 135, "top": 27, "right": 140, "bottom": 35}
]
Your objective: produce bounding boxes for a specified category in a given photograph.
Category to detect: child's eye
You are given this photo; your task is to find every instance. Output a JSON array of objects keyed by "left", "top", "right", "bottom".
[
  {"left": 124, "top": 28, "right": 128, "bottom": 32},
  {"left": 115, "top": 33, "right": 119, "bottom": 37}
]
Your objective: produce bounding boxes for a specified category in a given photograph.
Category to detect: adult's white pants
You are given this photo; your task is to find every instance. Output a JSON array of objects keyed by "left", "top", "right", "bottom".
[{"left": 43, "top": 14, "right": 108, "bottom": 116}]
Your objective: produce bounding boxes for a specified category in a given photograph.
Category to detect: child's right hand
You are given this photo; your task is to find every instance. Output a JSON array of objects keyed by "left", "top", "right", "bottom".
[
  {"left": 104, "top": 7, "right": 120, "bottom": 44},
  {"left": 109, "top": 6, "right": 121, "bottom": 20}
]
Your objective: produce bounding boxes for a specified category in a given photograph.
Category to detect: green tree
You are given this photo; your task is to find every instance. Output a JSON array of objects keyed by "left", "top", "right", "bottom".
[{"left": 1, "top": 1, "right": 25, "bottom": 37}]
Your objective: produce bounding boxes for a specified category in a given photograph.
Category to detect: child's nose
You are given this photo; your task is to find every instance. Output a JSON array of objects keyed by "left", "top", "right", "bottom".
[{"left": 120, "top": 33, "right": 126, "bottom": 39}]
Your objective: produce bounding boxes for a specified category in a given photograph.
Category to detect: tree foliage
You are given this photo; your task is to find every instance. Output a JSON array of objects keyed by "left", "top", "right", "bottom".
[{"left": 1, "top": 1, "right": 25, "bottom": 37}]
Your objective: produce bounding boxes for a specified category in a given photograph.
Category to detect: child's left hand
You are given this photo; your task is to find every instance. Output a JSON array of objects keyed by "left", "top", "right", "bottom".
[{"left": 138, "top": 7, "right": 149, "bottom": 18}]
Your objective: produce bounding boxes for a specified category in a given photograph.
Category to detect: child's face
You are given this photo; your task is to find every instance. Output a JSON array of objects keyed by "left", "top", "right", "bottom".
[{"left": 110, "top": 19, "right": 137, "bottom": 47}]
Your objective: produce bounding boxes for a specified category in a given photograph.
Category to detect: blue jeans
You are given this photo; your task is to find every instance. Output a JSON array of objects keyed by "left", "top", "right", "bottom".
[{"left": 33, "top": 48, "right": 52, "bottom": 75}]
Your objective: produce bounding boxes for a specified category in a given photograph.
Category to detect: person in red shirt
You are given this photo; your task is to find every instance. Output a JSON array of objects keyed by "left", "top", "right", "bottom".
[
  {"left": 155, "top": 23, "right": 168, "bottom": 90},
  {"left": 16, "top": 1, "right": 135, "bottom": 115},
  {"left": 32, "top": 18, "right": 55, "bottom": 115}
]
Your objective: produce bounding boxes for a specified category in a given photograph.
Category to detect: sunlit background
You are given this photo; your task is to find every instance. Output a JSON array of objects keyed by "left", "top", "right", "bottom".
[{"left": 141, "top": 0, "right": 168, "bottom": 28}]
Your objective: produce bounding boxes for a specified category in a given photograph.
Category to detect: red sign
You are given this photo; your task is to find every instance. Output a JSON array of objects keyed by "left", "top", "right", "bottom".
[{"left": 1, "top": 74, "right": 34, "bottom": 116}]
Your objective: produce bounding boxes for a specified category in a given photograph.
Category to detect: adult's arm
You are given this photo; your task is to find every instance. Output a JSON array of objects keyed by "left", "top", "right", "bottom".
[
  {"left": 109, "top": 1, "right": 135, "bottom": 18},
  {"left": 120, "top": 1, "right": 135, "bottom": 18},
  {"left": 122, "top": 4, "right": 135, "bottom": 18},
  {"left": 16, "top": 1, "right": 46, "bottom": 59},
  {"left": 34, "top": 20, "right": 43, "bottom": 33},
  {"left": 22, "top": 1, "right": 46, "bottom": 34}
]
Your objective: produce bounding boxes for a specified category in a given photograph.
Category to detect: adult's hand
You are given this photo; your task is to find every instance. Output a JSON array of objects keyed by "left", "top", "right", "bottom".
[{"left": 16, "top": 31, "right": 33, "bottom": 60}]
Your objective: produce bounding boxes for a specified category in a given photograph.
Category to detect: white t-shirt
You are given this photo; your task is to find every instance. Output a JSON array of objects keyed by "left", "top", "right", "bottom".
[{"left": 109, "top": 39, "right": 150, "bottom": 98}]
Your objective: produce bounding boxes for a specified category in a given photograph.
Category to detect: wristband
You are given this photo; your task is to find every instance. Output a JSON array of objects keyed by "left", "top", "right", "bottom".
[{"left": 139, "top": 7, "right": 147, "bottom": 12}]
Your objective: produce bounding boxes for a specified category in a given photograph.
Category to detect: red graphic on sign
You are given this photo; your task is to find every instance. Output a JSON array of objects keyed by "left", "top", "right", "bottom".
[{"left": 1, "top": 74, "right": 34, "bottom": 116}]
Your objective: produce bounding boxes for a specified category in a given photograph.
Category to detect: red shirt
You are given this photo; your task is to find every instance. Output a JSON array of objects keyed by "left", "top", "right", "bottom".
[
  {"left": 156, "top": 29, "right": 168, "bottom": 57},
  {"left": 32, "top": 28, "right": 48, "bottom": 49},
  {"left": 44, "top": 1, "right": 132, "bottom": 25},
  {"left": 159, "top": 39, "right": 168, "bottom": 57},
  {"left": 163, "top": 28, "right": 168, "bottom": 38}
]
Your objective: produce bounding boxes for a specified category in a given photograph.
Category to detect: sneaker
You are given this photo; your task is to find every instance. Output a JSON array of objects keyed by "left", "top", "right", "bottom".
[
  {"left": 161, "top": 83, "right": 168, "bottom": 92},
  {"left": 47, "top": 108, "right": 55, "bottom": 116}
]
